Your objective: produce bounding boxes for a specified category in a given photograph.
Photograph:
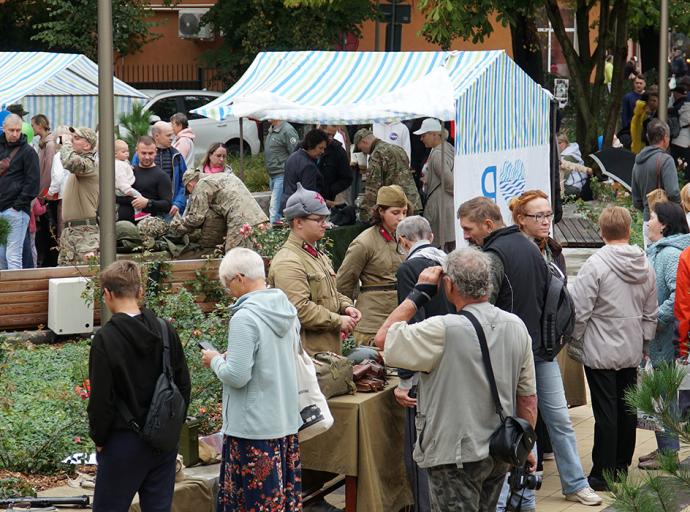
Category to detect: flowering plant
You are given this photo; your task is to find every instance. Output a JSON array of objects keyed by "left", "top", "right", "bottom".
[{"left": 240, "top": 223, "right": 290, "bottom": 260}]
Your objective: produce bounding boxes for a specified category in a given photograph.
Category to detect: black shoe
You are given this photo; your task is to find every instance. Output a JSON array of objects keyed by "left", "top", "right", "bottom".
[{"left": 588, "top": 475, "right": 609, "bottom": 492}]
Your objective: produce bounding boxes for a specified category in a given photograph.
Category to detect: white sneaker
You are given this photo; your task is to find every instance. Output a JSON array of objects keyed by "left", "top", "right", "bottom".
[{"left": 566, "top": 486, "right": 603, "bottom": 506}]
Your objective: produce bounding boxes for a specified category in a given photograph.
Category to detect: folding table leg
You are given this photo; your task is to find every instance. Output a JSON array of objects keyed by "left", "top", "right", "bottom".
[{"left": 345, "top": 475, "right": 357, "bottom": 512}]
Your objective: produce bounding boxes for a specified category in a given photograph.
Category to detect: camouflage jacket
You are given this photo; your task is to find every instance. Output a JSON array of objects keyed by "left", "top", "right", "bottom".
[
  {"left": 60, "top": 144, "right": 99, "bottom": 222},
  {"left": 359, "top": 139, "right": 422, "bottom": 223},
  {"left": 170, "top": 172, "right": 267, "bottom": 249}
]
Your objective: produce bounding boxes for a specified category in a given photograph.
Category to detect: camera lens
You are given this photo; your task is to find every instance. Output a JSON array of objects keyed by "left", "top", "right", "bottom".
[{"left": 525, "top": 473, "right": 543, "bottom": 490}]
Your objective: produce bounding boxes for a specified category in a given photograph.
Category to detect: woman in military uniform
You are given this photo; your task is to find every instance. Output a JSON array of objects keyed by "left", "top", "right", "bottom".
[{"left": 337, "top": 185, "right": 410, "bottom": 345}]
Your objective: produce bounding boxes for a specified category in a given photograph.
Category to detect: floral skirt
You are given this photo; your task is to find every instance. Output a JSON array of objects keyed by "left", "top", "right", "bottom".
[{"left": 217, "top": 434, "right": 302, "bottom": 512}]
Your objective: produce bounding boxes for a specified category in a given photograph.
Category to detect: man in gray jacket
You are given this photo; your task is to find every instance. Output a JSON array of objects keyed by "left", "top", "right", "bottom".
[
  {"left": 631, "top": 119, "right": 681, "bottom": 247},
  {"left": 380, "top": 247, "right": 537, "bottom": 512},
  {"left": 264, "top": 120, "right": 299, "bottom": 224}
]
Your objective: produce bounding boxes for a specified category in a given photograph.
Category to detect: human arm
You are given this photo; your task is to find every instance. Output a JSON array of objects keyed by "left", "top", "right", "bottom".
[
  {"left": 570, "top": 258, "right": 600, "bottom": 341},
  {"left": 661, "top": 155, "right": 681, "bottom": 204},
  {"left": 87, "top": 336, "right": 115, "bottom": 447},
  {"left": 675, "top": 250, "right": 690, "bottom": 358},
  {"left": 60, "top": 145, "right": 97, "bottom": 177},
  {"left": 169, "top": 322, "right": 191, "bottom": 411},
  {"left": 171, "top": 156, "right": 187, "bottom": 213},
  {"left": 430, "top": 144, "right": 454, "bottom": 195},
  {"left": 13, "top": 149, "right": 40, "bottom": 211},
  {"left": 143, "top": 172, "right": 173, "bottom": 215},
  {"left": 485, "top": 251, "right": 504, "bottom": 305},
  {"left": 336, "top": 237, "right": 369, "bottom": 299},
  {"left": 642, "top": 265, "right": 659, "bottom": 342},
  {"left": 658, "top": 251, "right": 681, "bottom": 326},
  {"left": 208, "top": 312, "right": 259, "bottom": 388},
  {"left": 48, "top": 154, "right": 65, "bottom": 196},
  {"left": 383, "top": 316, "right": 446, "bottom": 372},
  {"left": 631, "top": 166, "right": 643, "bottom": 211},
  {"left": 169, "top": 183, "right": 210, "bottom": 234},
  {"left": 359, "top": 152, "right": 384, "bottom": 223}
]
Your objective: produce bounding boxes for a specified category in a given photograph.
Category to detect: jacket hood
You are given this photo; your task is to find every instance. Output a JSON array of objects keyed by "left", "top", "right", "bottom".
[
  {"left": 232, "top": 288, "right": 297, "bottom": 338},
  {"left": 408, "top": 242, "right": 446, "bottom": 265},
  {"left": 596, "top": 244, "right": 650, "bottom": 284},
  {"left": 647, "top": 233, "right": 690, "bottom": 257},
  {"left": 0, "top": 133, "right": 27, "bottom": 148},
  {"left": 561, "top": 143, "right": 583, "bottom": 165},
  {"left": 107, "top": 308, "right": 164, "bottom": 356},
  {"left": 635, "top": 144, "right": 665, "bottom": 165},
  {"left": 177, "top": 128, "right": 195, "bottom": 140}
]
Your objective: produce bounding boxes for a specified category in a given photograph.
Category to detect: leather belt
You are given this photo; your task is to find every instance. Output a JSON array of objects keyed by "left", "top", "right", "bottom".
[
  {"left": 360, "top": 284, "right": 397, "bottom": 292},
  {"left": 65, "top": 218, "right": 98, "bottom": 228}
]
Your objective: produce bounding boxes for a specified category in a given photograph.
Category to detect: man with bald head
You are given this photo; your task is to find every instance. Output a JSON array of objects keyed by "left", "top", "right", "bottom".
[
  {"left": 132, "top": 121, "right": 187, "bottom": 216},
  {"left": 0, "top": 114, "right": 40, "bottom": 269}
]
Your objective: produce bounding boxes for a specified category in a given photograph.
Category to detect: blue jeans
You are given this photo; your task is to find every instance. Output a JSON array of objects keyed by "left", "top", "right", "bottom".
[
  {"left": 0, "top": 208, "right": 29, "bottom": 270},
  {"left": 269, "top": 174, "right": 284, "bottom": 224},
  {"left": 497, "top": 360, "right": 589, "bottom": 509}
]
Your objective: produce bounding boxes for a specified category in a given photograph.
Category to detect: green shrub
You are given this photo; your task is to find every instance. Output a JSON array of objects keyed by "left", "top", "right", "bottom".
[
  {"left": 0, "top": 217, "right": 9, "bottom": 246},
  {"left": 229, "top": 153, "right": 269, "bottom": 192}
]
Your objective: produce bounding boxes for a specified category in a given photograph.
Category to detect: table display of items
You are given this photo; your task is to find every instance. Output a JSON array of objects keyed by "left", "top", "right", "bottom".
[{"left": 312, "top": 347, "right": 387, "bottom": 399}]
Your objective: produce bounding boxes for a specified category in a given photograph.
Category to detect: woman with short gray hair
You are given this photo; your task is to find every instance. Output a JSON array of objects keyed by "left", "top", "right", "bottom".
[{"left": 202, "top": 247, "right": 302, "bottom": 511}]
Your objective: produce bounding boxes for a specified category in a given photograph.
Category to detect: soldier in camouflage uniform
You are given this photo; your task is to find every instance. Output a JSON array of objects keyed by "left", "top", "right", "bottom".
[
  {"left": 170, "top": 169, "right": 268, "bottom": 253},
  {"left": 353, "top": 128, "right": 422, "bottom": 223},
  {"left": 58, "top": 127, "right": 99, "bottom": 265}
]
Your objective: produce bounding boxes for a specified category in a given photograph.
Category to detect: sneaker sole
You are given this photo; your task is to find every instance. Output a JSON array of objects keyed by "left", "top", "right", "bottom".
[{"left": 565, "top": 495, "right": 603, "bottom": 506}]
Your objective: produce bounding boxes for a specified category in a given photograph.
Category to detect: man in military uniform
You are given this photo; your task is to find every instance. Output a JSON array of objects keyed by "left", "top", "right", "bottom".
[
  {"left": 268, "top": 184, "right": 362, "bottom": 355},
  {"left": 354, "top": 128, "right": 422, "bottom": 223},
  {"left": 58, "top": 127, "right": 99, "bottom": 265},
  {"left": 170, "top": 169, "right": 268, "bottom": 253}
]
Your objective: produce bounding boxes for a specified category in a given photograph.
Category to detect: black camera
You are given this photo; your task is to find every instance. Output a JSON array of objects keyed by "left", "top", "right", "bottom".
[{"left": 508, "top": 463, "right": 542, "bottom": 491}]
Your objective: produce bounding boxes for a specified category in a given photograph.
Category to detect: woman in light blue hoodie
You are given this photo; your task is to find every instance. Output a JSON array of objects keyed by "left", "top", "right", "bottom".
[
  {"left": 641, "top": 201, "right": 690, "bottom": 468},
  {"left": 202, "top": 247, "right": 302, "bottom": 511}
]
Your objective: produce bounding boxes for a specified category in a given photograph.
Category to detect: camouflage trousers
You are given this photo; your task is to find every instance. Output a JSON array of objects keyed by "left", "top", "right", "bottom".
[
  {"left": 427, "top": 457, "right": 509, "bottom": 512},
  {"left": 58, "top": 224, "right": 100, "bottom": 266}
]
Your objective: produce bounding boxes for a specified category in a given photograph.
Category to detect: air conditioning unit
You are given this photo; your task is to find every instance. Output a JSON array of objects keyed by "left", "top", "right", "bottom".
[
  {"left": 48, "top": 277, "right": 94, "bottom": 335},
  {"left": 179, "top": 9, "right": 214, "bottom": 40}
]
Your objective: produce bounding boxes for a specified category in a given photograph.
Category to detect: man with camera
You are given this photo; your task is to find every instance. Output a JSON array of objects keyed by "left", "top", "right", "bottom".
[{"left": 379, "top": 247, "right": 537, "bottom": 511}]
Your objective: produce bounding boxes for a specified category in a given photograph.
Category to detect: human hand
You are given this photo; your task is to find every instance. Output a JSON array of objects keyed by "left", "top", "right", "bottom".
[
  {"left": 326, "top": 200, "right": 336, "bottom": 208},
  {"left": 131, "top": 197, "right": 149, "bottom": 210},
  {"left": 96, "top": 446, "right": 103, "bottom": 453},
  {"left": 525, "top": 452, "right": 537, "bottom": 473},
  {"left": 340, "top": 315, "right": 357, "bottom": 334},
  {"left": 345, "top": 306, "right": 362, "bottom": 323},
  {"left": 169, "top": 205, "right": 179, "bottom": 216},
  {"left": 201, "top": 349, "right": 220, "bottom": 368},
  {"left": 417, "top": 266, "right": 443, "bottom": 286},
  {"left": 394, "top": 386, "right": 417, "bottom": 408}
]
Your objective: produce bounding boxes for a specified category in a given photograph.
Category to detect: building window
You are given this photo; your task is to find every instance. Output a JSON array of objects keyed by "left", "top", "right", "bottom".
[{"left": 537, "top": 8, "right": 578, "bottom": 77}]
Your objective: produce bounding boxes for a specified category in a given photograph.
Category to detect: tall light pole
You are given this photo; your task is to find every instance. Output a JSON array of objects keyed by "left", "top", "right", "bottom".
[
  {"left": 658, "top": 0, "right": 669, "bottom": 122},
  {"left": 98, "top": 0, "right": 116, "bottom": 322}
]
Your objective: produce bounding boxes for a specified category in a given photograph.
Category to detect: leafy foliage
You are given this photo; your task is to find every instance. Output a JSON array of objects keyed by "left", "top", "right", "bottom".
[
  {"left": 0, "top": 217, "right": 10, "bottom": 246},
  {"left": 31, "top": 0, "right": 159, "bottom": 60},
  {"left": 202, "top": 0, "right": 375, "bottom": 83},
  {"left": 229, "top": 153, "right": 270, "bottom": 193},
  {"left": 117, "top": 103, "right": 152, "bottom": 155},
  {"left": 0, "top": 0, "right": 51, "bottom": 52}
]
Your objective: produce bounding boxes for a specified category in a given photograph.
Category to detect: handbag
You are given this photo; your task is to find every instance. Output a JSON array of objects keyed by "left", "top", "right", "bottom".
[
  {"left": 312, "top": 351, "right": 356, "bottom": 399},
  {"left": 458, "top": 310, "right": 536, "bottom": 466},
  {"left": 292, "top": 323, "right": 334, "bottom": 442},
  {"left": 646, "top": 156, "right": 668, "bottom": 211},
  {"left": 352, "top": 358, "right": 387, "bottom": 392},
  {"left": 0, "top": 147, "right": 20, "bottom": 177}
]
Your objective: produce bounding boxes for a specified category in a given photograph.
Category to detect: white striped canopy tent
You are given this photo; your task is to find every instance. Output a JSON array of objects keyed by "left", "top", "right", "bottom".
[
  {"left": 0, "top": 52, "right": 147, "bottom": 129},
  {"left": 191, "top": 50, "right": 552, "bottom": 156}
]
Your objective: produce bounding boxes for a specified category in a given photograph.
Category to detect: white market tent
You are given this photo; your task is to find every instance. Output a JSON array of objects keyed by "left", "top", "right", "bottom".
[
  {"left": 192, "top": 50, "right": 553, "bottom": 234},
  {"left": 0, "top": 52, "right": 147, "bottom": 129}
]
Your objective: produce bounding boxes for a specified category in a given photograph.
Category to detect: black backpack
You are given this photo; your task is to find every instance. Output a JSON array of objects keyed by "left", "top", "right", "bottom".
[
  {"left": 540, "top": 262, "right": 575, "bottom": 361},
  {"left": 117, "top": 318, "right": 187, "bottom": 452}
]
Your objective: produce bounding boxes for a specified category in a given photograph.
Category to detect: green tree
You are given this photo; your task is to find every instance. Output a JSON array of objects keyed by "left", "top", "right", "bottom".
[
  {"left": 202, "top": 0, "right": 376, "bottom": 84},
  {"left": 31, "top": 0, "right": 159, "bottom": 60},
  {"left": 0, "top": 0, "right": 51, "bottom": 51}
]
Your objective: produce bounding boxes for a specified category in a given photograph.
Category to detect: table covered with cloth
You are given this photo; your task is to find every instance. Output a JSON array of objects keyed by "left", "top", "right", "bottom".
[{"left": 300, "top": 378, "right": 413, "bottom": 511}]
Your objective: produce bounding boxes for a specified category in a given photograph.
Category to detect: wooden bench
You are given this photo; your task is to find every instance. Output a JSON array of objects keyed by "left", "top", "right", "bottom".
[
  {"left": 554, "top": 216, "right": 604, "bottom": 248},
  {"left": 0, "top": 259, "right": 221, "bottom": 332}
]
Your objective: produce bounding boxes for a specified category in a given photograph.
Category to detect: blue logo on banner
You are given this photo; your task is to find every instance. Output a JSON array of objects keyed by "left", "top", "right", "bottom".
[{"left": 481, "top": 160, "right": 526, "bottom": 203}]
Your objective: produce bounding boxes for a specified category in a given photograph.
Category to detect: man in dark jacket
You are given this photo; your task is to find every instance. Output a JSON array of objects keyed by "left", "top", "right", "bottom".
[
  {"left": 88, "top": 260, "right": 190, "bottom": 511},
  {"left": 280, "top": 129, "right": 328, "bottom": 211},
  {"left": 319, "top": 125, "right": 353, "bottom": 206},
  {"left": 457, "top": 197, "right": 602, "bottom": 507},
  {"left": 0, "top": 114, "right": 40, "bottom": 269}
]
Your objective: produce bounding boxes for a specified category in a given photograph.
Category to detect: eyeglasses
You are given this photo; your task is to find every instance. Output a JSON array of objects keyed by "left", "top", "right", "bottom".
[
  {"left": 304, "top": 216, "right": 330, "bottom": 225},
  {"left": 523, "top": 212, "right": 553, "bottom": 223}
]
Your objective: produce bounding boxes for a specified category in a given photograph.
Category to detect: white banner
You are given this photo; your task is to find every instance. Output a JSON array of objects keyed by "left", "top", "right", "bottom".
[{"left": 453, "top": 145, "right": 551, "bottom": 244}]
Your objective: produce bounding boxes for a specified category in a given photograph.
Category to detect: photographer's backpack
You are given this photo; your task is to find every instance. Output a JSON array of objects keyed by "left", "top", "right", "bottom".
[
  {"left": 117, "top": 318, "right": 187, "bottom": 452},
  {"left": 540, "top": 262, "right": 575, "bottom": 360}
]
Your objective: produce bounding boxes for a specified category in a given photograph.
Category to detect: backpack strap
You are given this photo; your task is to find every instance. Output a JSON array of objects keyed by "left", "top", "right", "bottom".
[{"left": 457, "top": 310, "right": 505, "bottom": 422}]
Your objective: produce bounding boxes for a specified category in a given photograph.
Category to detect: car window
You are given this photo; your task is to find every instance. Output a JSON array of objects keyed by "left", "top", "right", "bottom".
[
  {"left": 185, "top": 96, "right": 216, "bottom": 120},
  {"left": 147, "top": 97, "right": 179, "bottom": 122}
]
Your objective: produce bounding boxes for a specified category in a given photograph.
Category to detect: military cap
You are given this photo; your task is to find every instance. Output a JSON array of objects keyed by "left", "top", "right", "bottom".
[
  {"left": 183, "top": 168, "right": 203, "bottom": 187},
  {"left": 69, "top": 126, "right": 97, "bottom": 148},
  {"left": 376, "top": 185, "right": 408, "bottom": 208},
  {"left": 353, "top": 128, "right": 374, "bottom": 148},
  {"left": 138, "top": 216, "right": 169, "bottom": 239},
  {"left": 284, "top": 183, "right": 331, "bottom": 220}
]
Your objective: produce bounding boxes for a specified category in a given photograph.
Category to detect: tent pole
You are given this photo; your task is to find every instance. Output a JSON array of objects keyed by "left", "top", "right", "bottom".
[
  {"left": 658, "top": 0, "right": 669, "bottom": 122},
  {"left": 98, "top": 0, "right": 116, "bottom": 323},
  {"left": 239, "top": 117, "right": 245, "bottom": 182}
]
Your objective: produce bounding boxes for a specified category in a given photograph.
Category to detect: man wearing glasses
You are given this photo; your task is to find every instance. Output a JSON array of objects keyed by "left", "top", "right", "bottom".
[{"left": 269, "top": 183, "right": 362, "bottom": 355}]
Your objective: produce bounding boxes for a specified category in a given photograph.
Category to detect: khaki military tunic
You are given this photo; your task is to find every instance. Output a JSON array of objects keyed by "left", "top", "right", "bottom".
[
  {"left": 336, "top": 226, "right": 405, "bottom": 343},
  {"left": 170, "top": 172, "right": 267, "bottom": 252},
  {"left": 359, "top": 139, "right": 422, "bottom": 223},
  {"left": 269, "top": 232, "right": 354, "bottom": 355}
]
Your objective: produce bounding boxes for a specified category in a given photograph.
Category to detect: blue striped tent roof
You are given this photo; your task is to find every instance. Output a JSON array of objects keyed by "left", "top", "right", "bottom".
[
  {"left": 192, "top": 50, "right": 550, "bottom": 153},
  {"left": 0, "top": 52, "right": 146, "bottom": 106}
]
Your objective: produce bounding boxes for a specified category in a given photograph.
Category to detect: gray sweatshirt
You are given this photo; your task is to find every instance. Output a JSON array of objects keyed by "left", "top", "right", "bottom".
[{"left": 631, "top": 145, "right": 680, "bottom": 221}]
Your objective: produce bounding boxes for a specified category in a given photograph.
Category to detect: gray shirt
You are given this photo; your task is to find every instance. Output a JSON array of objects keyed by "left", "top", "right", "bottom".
[{"left": 384, "top": 301, "right": 536, "bottom": 468}]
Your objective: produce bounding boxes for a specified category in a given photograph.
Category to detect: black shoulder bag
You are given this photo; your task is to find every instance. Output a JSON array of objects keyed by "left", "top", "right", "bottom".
[
  {"left": 116, "top": 318, "right": 187, "bottom": 452},
  {"left": 458, "top": 310, "right": 536, "bottom": 466}
]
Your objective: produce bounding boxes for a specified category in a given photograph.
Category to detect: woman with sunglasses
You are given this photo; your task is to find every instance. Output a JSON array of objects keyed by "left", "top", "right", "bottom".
[{"left": 337, "top": 185, "right": 411, "bottom": 346}]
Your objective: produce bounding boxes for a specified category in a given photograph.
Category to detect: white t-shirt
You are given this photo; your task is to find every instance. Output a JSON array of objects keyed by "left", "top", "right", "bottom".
[{"left": 373, "top": 122, "right": 411, "bottom": 162}]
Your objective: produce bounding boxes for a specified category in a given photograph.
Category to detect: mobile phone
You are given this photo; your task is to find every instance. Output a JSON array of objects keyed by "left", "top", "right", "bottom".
[{"left": 197, "top": 340, "right": 217, "bottom": 352}]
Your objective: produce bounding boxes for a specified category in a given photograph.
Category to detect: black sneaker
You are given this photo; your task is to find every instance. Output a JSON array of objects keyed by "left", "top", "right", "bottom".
[{"left": 587, "top": 475, "right": 609, "bottom": 492}]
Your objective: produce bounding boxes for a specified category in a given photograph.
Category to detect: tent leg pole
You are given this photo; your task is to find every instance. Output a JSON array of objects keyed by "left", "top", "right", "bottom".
[
  {"left": 98, "top": 0, "right": 116, "bottom": 323},
  {"left": 239, "top": 117, "right": 245, "bottom": 182}
]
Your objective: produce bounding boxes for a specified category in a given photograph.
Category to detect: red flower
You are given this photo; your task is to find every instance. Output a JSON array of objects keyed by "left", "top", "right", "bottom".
[{"left": 74, "top": 436, "right": 81, "bottom": 444}]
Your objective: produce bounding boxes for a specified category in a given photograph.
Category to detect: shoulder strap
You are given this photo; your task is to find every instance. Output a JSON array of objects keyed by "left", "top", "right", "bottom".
[
  {"left": 157, "top": 317, "right": 173, "bottom": 378},
  {"left": 457, "top": 309, "right": 505, "bottom": 421}
]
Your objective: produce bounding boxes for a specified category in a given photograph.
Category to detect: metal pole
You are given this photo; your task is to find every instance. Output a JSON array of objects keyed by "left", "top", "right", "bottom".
[
  {"left": 98, "top": 0, "right": 115, "bottom": 322},
  {"left": 239, "top": 117, "right": 245, "bottom": 182},
  {"left": 659, "top": 0, "right": 669, "bottom": 122}
]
